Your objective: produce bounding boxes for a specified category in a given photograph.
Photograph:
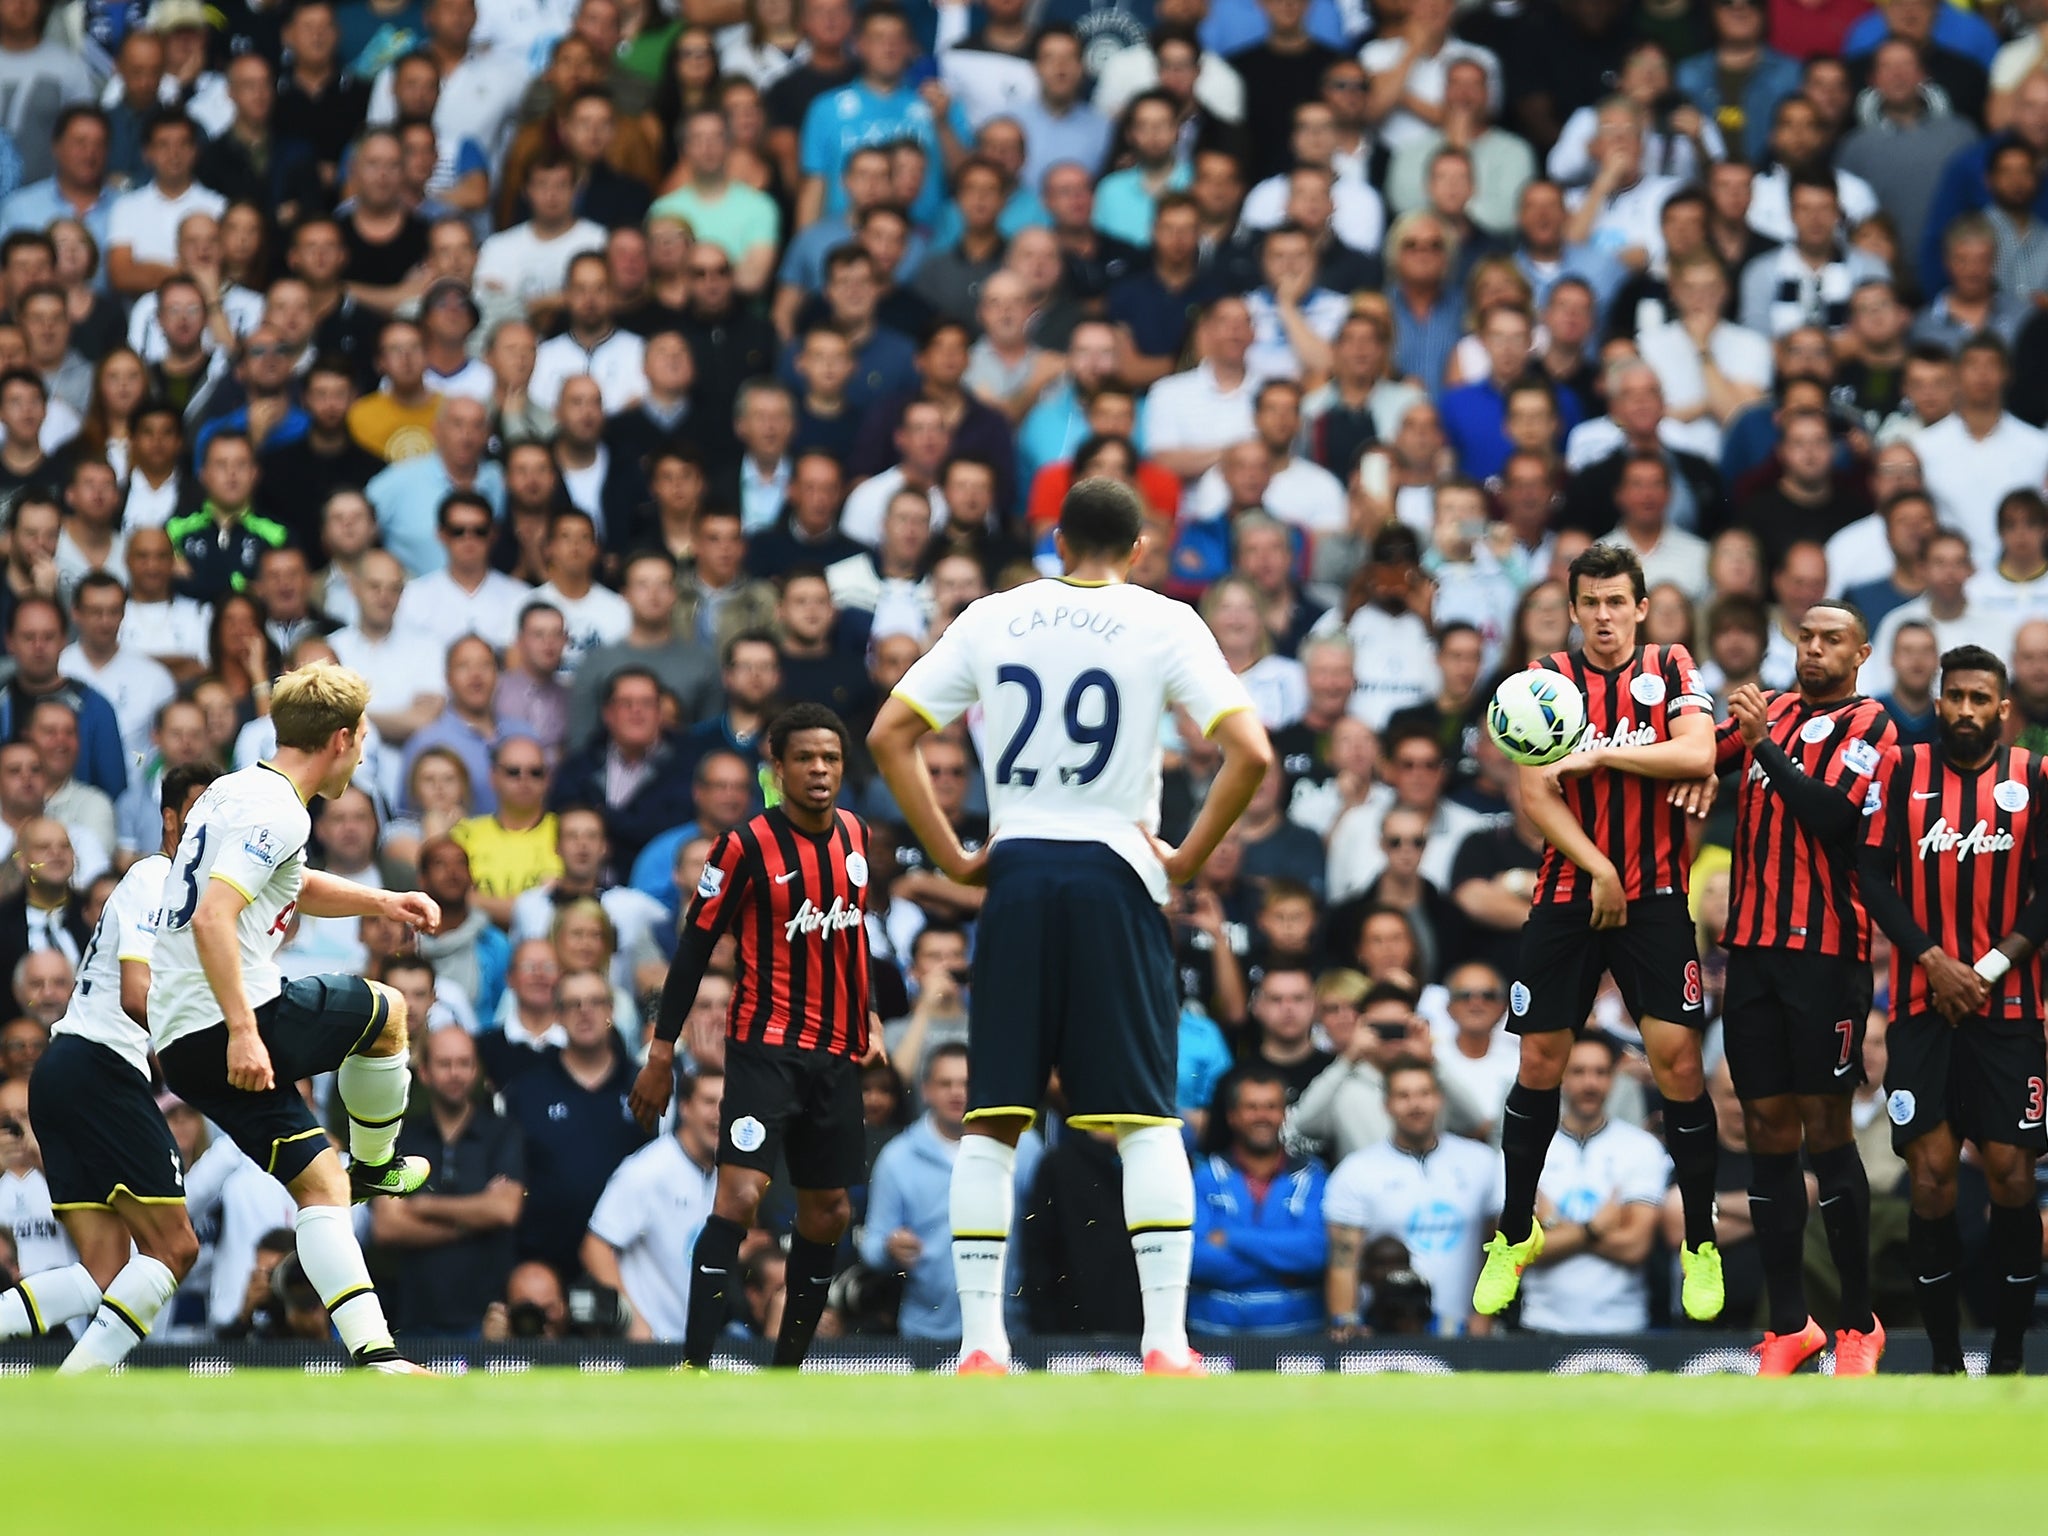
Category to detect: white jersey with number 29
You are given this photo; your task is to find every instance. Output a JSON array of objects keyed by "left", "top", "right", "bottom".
[
  {"left": 50, "top": 854, "right": 169, "bottom": 1080},
  {"left": 893, "top": 578, "right": 1252, "bottom": 904},
  {"left": 148, "top": 762, "right": 312, "bottom": 1052}
]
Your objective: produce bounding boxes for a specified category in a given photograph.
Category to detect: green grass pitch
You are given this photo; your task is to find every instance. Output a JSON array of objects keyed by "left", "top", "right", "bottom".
[{"left": 4, "top": 1371, "right": 2042, "bottom": 1533}]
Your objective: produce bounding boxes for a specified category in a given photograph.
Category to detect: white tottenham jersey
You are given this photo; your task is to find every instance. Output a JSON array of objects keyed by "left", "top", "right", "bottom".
[
  {"left": 1518, "top": 1119, "right": 1672, "bottom": 1335},
  {"left": 1324, "top": 1135, "right": 1500, "bottom": 1336},
  {"left": 892, "top": 578, "right": 1252, "bottom": 903},
  {"left": 51, "top": 854, "right": 169, "bottom": 1079},
  {"left": 148, "top": 763, "right": 312, "bottom": 1052}
]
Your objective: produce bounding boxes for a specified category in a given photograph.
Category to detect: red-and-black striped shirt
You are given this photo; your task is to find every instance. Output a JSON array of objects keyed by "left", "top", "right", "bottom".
[
  {"left": 1532, "top": 642, "right": 1712, "bottom": 908},
  {"left": 1863, "top": 744, "right": 2048, "bottom": 1022},
  {"left": 684, "top": 806, "right": 873, "bottom": 1057},
  {"left": 1717, "top": 693, "right": 1896, "bottom": 957}
]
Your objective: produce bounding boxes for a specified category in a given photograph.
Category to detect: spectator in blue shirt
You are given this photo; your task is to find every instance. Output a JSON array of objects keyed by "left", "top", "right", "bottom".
[
  {"left": 1385, "top": 210, "right": 1461, "bottom": 394},
  {"left": 862, "top": 1043, "right": 1042, "bottom": 1340},
  {"left": 798, "top": 3, "right": 969, "bottom": 233},
  {"left": 1010, "top": 25, "right": 1113, "bottom": 194},
  {"left": 1095, "top": 90, "right": 1193, "bottom": 248},
  {"left": 1440, "top": 306, "right": 1584, "bottom": 481},
  {"left": 1189, "top": 1064, "right": 1330, "bottom": 1336}
]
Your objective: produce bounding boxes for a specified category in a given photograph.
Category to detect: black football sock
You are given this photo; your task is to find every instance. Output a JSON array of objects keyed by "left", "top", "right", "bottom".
[
  {"left": 1499, "top": 1082, "right": 1560, "bottom": 1245},
  {"left": 1749, "top": 1150, "right": 1810, "bottom": 1335},
  {"left": 1986, "top": 1201, "right": 2040, "bottom": 1373},
  {"left": 1908, "top": 1210, "right": 1963, "bottom": 1371},
  {"left": 1664, "top": 1094, "right": 1720, "bottom": 1250},
  {"left": 1812, "top": 1142, "right": 1875, "bottom": 1335},
  {"left": 683, "top": 1215, "right": 745, "bottom": 1368},
  {"left": 772, "top": 1233, "right": 839, "bottom": 1369}
]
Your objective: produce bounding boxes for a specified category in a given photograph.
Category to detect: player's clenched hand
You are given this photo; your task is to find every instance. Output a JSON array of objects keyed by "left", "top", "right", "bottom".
[
  {"left": 1589, "top": 865, "right": 1626, "bottom": 930},
  {"left": 1919, "top": 949, "right": 1985, "bottom": 1025},
  {"left": 226, "top": 1030, "right": 274, "bottom": 1093},
  {"left": 387, "top": 890, "right": 443, "bottom": 934},
  {"left": 1667, "top": 775, "right": 1718, "bottom": 820},
  {"left": 628, "top": 1044, "right": 676, "bottom": 1132},
  {"left": 1729, "top": 684, "right": 1770, "bottom": 747},
  {"left": 861, "top": 1019, "right": 889, "bottom": 1072}
]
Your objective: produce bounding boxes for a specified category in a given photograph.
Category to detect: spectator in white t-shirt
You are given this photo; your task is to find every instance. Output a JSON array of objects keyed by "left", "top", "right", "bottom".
[
  {"left": 60, "top": 571, "right": 175, "bottom": 759},
  {"left": 1323, "top": 1057, "right": 1497, "bottom": 1336},
  {"left": 329, "top": 549, "right": 447, "bottom": 747},
  {"left": 1518, "top": 1034, "right": 1671, "bottom": 1334},
  {"left": 580, "top": 1067, "right": 722, "bottom": 1342},
  {"left": 106, "top": 108, "right": 226, "bottom": 298},
  {"left": 531, "top": 507, "right": 630, "bottom": 680},
  {"left": 473, "top": 154, "right": 607, "bottom": 326},
  {"left": 1914, "top": 331, "right": 2048, "bottom": 572},
  {"left": 1963, "top": 487, "right": 2048, "bottom": 633}
]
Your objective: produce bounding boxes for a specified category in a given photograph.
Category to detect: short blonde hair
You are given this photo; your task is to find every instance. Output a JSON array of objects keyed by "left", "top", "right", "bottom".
[{"left": 270, "top": 661, "right": 371, "bottom": 751}]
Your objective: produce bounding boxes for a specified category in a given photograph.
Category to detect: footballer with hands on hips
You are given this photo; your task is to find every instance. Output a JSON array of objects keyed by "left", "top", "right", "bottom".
[
  {"left": 868, "top": 477, "right": 1274, "bottom": 1379},
  {"left": 1708, "top": 602, "right": 1896, "bottom": 1376},
  {"left": 1473, "top": 541, "right": 1728, "bottom": 1328},
  {"left": 1, "top": 763, "right": 219, "bottom": 1372},
  {"left": 148, "top": 661, "right": 445, "bottom": 1374},
  {"left": 631, "top": 702, "right": 887, "bottom": 1375},
  {"left": 1857, "top": 644, "right": 2048, "bottom": 1377}
]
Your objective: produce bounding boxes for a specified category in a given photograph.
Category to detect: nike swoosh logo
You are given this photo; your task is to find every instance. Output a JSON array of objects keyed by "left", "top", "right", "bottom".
[
  {"left": 1914, "top": 791, "right": 1942, "bottom": 800},
  {"left": 1682, "top": 1001, "right": 1702, "bottom": 1012},
  {"left": 1673, "top": 1122, "right": 1709, "bottom": 1133},
  {"left": 698, "top": 1265, "right": 726, "bottom": 1276},
  {"left": 2009, "top": 1274, "right": 2040, "bottom": 1284},
  {"left": 1834, "top": 1062, "right": 1856, "bottom": 1077},
  {"left": 774, "top": 871, "right": 798, "bottom": 884},
  {"left": 1819, "top": 1195, "right": 1841, "bottom": 1207},
  {"left": 2021, "top": 1120, "right": 2043, "bottom": 1131}
]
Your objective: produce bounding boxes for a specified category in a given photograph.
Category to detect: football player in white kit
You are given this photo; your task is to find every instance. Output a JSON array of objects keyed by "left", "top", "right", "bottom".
[
  {"left": 869, "top": 479, "right": 1274, "bottom": 1377},
  {"left": 150, "top": 662, "right": 443, "bottom": 1373},
  {"left": 3, "top": 765, "right": 218, "bottom": 1370}
]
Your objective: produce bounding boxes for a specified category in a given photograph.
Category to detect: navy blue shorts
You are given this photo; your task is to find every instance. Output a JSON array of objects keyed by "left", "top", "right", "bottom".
[
  {"left": 30, "top": 1034, "right": 187, "bottom": 1209},
  {"left": 158, "top": 974, "right": 387, "bottom": 1186},
  {"left": 967, "top": 840, "right": 1179, "bottom": 1128}
]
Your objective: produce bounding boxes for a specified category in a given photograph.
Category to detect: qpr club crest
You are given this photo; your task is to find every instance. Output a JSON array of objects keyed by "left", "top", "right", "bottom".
[
  {"left": 845, "top": 852, "right": 869, "bottom": 889},
  {"left": 1800, "top": 715, "right": 1835, "bottom": 744},
  {"left": 1996, "top": 779, "right": 2031, "bottom": 814},
  {"left": 1630, "top": 674, "right": 1666, "bottom": 706}
]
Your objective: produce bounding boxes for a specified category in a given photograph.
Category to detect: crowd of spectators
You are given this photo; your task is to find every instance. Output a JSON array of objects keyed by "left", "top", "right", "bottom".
[{"left": 4, "top": 0, "right": 2048, "bottom": 1347}]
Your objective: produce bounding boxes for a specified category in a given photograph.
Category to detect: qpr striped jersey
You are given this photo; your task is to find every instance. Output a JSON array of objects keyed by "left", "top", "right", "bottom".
[
  {"left": 1715, "top": 693, "right": 1896, "bottom": 957},
  {"left": 684, "top": 805, "right": 872, "bottom": 1057},
  {"left": 1530, "top": 643, "right": 1712, "bottom": 907},
  {"left": 1863, "top": 744, "right": 2048, "bottom": 1023}
]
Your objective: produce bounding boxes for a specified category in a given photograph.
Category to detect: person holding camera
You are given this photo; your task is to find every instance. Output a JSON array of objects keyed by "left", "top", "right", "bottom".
[
  {"left": 1290, "top": 978, "right": 1434, "bottom": 1163},
  {"left": 367, "top": 1025, "right": 526, "bottom": 1337},
  {"left": 482, "top": 1261, "right": 570, "bottom": 1342},
  {"left": 882, "top": 923, "right": 970, "bottom": 1111}
]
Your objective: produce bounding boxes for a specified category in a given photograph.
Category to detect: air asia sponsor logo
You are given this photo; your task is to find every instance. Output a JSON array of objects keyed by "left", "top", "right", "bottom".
[
  {"left": 1915, "top": 817, "right": 2016, "bottom": 861},
  {"left": 784, "top": 896, "right": 863, "bottom": 942},
  {"left": 1579, "top": 716, "right": 1658, "bottom": 752}
]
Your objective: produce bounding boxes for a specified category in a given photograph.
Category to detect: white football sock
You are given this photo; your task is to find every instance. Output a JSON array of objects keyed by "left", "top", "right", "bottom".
[
  {"left": 1118, "top": 1123, "right": 1196, "bottom": 1361},
  {"left": 0, "top": 1263, "right": 100, "bottom": 1338},
  {"left": 294, "top": 1204, "right": 393, "bottom": 1356},
  {"left": 338, "top": 1049, "right": 410, "bottom": 1167},
  {"left": 59, "top": 1256, "right": 178, "bottom": 1373},
  {"left": 949, "top": 1133, "right": 1016, "bottom": 1363}
]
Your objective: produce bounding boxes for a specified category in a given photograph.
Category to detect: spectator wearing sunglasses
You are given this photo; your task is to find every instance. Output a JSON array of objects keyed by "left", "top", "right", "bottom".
[
  {"left": 395, "top": 492, "right": 538, "bottom": 656},
  {"left": 1431, "top": 960, "right": 1519, "bottom": 1145}
]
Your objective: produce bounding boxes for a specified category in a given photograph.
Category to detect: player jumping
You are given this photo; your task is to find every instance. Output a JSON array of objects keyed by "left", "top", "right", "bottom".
[
  {"left": 632, "top": 702, "right": 885, "bottom": 1372},
  {"left": 149, "top": 662, "right": 441, "bottom": 1374},
  {"left": 1859, "top": 645, "right": 2048, "bottom": 1376},
  {"left": 869, "top": 478, "right": 1272, "bottom": 1377},
  {"left": 0, "top": 765, "right": 218, "bottom": 1370},
  {"left": 1473, "top": 542, "right": 1726, "bottom": 1323},
  {"left": 1709, "top": 602, "right": 1895, "bottom": 1374}
]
